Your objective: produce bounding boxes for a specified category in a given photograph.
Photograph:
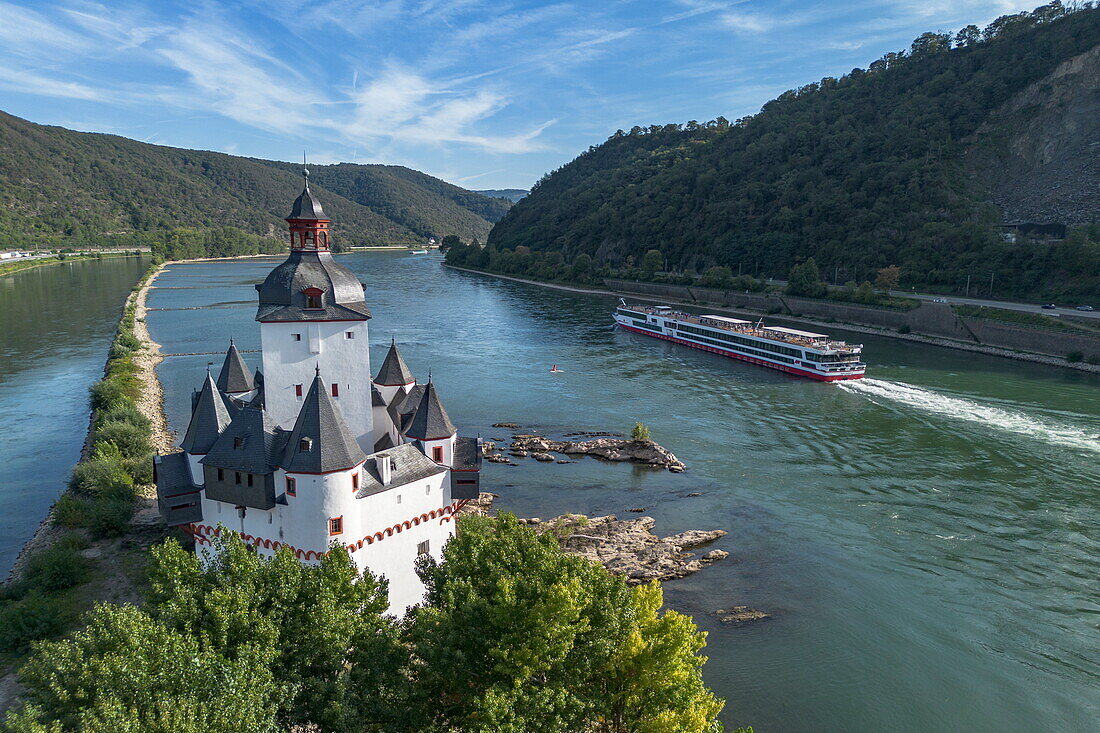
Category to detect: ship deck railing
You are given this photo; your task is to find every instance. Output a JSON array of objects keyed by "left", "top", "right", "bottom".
[{"left": 621, "top": 305, "right": 863, "bottom": 353}]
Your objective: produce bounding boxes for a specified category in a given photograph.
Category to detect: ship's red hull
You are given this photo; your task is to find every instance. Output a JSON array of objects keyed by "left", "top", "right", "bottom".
[{"left": 618, "top": 324, "right": 864, "bottom": 382}]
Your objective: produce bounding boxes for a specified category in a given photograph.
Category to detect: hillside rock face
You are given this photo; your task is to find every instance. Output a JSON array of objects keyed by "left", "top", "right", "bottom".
[{"left": 974, "top": 44, "right": 1100, "bottom": 224}]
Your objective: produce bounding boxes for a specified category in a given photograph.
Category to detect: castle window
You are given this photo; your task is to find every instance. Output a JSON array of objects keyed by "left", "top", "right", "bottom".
[
  {"left": 432, "top": 446, "right": 444, "bottom": 463},
  {"left": 345, "top": 331, "right": 354, "bottom": 339},
  {"left": 417, "top": 540, "right": 429, "bottom": 556},
  {"left": 286, "top": 476, "right": 296, "bottom": 496},
  {"left": 396, "top": 494, "right": 402, "bottom": 505},
  {"left": 329, "top": 516, "right": 343, "bottom": 535},
  {"left": 352, "top": 472, "right": 359, "bottom": 490},
  {"left": 299, "top": 437, "right": 312, "bottom": 452},
  {"left": 331, "top": 383, "right": 339, "bottom": 397},
  {"left": 247, "top": 473, "right": 254, "bottom": 487},
  {"left": 234, "top": 472, "right": 241, "bottom": 485},
  {"left": 233, "top": 436, "right": 243, "bottom": 449},
  {"left": 293, "top": 334, "right": 302, "bottom": 342},
  {"left": 295, "top": 384, "right": 303, "bottom": 397},
  {"left": 217, "top": 468, "right": 224, "bottom": 481},
  {"left": 303, "top": 287, "right": 324, "bottom": 309}
]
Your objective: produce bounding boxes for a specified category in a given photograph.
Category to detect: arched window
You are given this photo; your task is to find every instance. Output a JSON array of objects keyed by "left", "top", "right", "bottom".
[{"left": 303, "top": 287, "right": 323, "bottom": 309}]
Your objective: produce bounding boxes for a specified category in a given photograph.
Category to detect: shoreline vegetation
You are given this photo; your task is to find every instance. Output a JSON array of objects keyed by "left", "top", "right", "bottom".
[
  {"left": 443, "top": 263, "right": 1100, "bottom": 374},
  {"left": 0, "top": 251, "right": 145, "bottom": 278}
]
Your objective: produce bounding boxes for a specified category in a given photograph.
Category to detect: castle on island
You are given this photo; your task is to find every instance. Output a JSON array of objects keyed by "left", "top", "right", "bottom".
[{"left": 154, "top": 171, "right": 481, "bottom": 612}]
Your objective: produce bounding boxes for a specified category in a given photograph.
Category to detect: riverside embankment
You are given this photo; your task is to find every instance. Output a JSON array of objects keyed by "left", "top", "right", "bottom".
[{"left": 445, "top": 265, "right": 1100, "bottom": 372}]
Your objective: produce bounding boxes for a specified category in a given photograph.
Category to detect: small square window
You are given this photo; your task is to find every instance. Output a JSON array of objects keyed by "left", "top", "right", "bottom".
[
  {"left": 396, "top": 494, "right": 402, "bottom": 504},
  {"left": 299, "top": 437, "right": 312, "bottom": 452},
  {"left": 286, "top": 476, "right": 296, "bottom": 496},
  {"left": 233, "top": 436, "right": 243, "bottom": 449},
  {"left": 331, "top": 383, "right": 339, "bottom": 397},
  {"left": 329, "top": 516, "right": 343, "bottom": 535},
  {"left": 417, "top": 540, "right": 429, "bottom": 556},
  {"left": 295, "top": 384, "right": 303, "bottom": 397},
  {"left": 345, "top": 331, "right": 354, "bottom": 339},
  {"left": 292, "top": 333, "right": 302, "bottom": 342}
]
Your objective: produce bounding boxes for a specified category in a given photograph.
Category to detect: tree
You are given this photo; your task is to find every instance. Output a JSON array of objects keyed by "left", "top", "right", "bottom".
[
  {"left": 698, "top": 266, "right": 734, "bottom": 290},
  {"left": 439, "top": 234, "right": 461, "bottom": 252},
  {"left": 406, "top": 514, "right": 725, "bottom": 733},
  {"left": 631, "top": 422, "right": 652, "bottom": 442},
  {"left": 642, "top": 249, "right": 663, "bottom": 277},
  {"left": 954, "top": 24, "right": 981, "bottom": 46},
  {"left": 875, "top": 265, "right": 901, "bottom": 292},
  {"left": 786, "top": 258, "right": 827, "bottom": 298}
]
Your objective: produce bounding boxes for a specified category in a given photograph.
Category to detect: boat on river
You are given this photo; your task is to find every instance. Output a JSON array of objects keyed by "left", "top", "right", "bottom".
[{"left": 613, "top": 301, "right": 865, "bottom": 381}]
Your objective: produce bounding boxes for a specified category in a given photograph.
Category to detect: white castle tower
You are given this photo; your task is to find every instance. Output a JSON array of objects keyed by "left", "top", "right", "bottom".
[{"left": 155, "top": 171, "right": 481, "bottom": 613}]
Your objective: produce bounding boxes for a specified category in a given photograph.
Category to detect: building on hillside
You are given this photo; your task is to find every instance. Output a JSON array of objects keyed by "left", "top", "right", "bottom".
[{"left": 154, "top": 169, "right": 481, "bottom": 613}]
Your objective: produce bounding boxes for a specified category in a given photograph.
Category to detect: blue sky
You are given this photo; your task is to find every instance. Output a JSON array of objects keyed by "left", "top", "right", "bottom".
[{"left": 1, "top": 1, "right": 1039, "bottom": 190}]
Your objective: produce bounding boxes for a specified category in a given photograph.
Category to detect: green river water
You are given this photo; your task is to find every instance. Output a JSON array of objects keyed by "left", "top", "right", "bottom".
[{"left": 4, "top": 253, "right": 1097, "bottom": 731}]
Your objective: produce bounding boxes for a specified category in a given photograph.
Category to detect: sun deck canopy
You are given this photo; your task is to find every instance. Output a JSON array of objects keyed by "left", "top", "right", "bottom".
[
  {"left": 701, "top": 315, "right": 752, "bottom": 325},
  {"left": 764, "top": 326, "right": 829, "bottom": 339}
]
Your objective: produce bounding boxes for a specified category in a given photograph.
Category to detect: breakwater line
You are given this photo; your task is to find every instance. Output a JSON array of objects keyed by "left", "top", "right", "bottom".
[{"left": 839, "top": 378, "right": 1100, "bottom": 455}]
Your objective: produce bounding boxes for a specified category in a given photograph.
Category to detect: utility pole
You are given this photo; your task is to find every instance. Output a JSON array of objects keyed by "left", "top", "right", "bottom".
[
  {"left": 989, "top": 272, "right": 995, "bottom": 298},
  {"left": 965, "top": 274, "right": 971, "bottom": 298},
  {"left": 834, "top": 266, "right": 839, "bottom": 285}
]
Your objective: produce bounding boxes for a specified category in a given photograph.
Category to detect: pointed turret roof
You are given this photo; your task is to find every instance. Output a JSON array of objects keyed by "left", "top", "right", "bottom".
[
  {"left": 181, "top": 373, "right": 231, "bottom": 454},
  {"left": 216, "top": 340, "right": 254, "bottom": 394},
  {"left": 375, "top": 338, "right": 415, "bottom": 386},
  {"left": 402, "top": 379, "right": 456, "bottom": 441},
  {"left": 287, "top": 169, "right": 327, "bottom": 220},
  {"left": 281, "top": 372, "right": 366, "bottom": 473}
]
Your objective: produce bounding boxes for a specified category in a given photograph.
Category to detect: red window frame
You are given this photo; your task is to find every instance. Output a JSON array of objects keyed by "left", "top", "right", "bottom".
[
  {"left": 286, "top": 476, "right": 296, "bottom": 496},
  {"left": 295, "top": 384, "right": 303, "bottom": 397},
  {"left": 329, "top": 516, "right": 343, "bottom": 535},
  {"left": 432, "top": 445, "right": 444, "bottom": 463},
  {"left": 331, "top": 383, "right": 339, "bottom": 397},
  {"left": 351, "top": 472, "right": 359, "bottom": 490},
  {"left": 303, "top": 287, "right": 324, "bottom": 309}
]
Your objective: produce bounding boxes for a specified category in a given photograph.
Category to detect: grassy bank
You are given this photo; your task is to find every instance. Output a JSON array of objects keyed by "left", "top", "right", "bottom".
[
  {"left": 0, "top": 262, "right": 165, "bottom": 673},
  {"left": 0, "top": 252, "right": 143, "bottom": 278}
]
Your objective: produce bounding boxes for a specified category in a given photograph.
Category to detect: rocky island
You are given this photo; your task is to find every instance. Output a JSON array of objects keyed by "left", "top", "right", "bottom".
[{"left": 484, "top": 432, "right": 686, "bottom": 471}]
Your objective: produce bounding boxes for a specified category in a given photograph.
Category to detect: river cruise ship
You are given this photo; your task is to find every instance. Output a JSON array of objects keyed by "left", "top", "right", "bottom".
[{"left": 614, "top": 301, "right": 865, "bottom": 381}]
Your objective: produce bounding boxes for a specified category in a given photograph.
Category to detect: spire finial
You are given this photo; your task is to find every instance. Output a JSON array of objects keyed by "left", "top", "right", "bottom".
[
  {"left": 302, "top": 151, "right": 309, "bottom": 187},
  {"left": 427, "top": 368, "right": 432, "bottom": 384},
  {"left": 229, "top": 336, "right": 234, "bottom": 346},
  {"left": 206, "top": 361, "right": 213, "bottom": 374},
  {"left": 315, "top": 363, "right": 321, "bottom": 378},
  {"left": 391, "top": 335, "right": 396, "bottom": 347}
]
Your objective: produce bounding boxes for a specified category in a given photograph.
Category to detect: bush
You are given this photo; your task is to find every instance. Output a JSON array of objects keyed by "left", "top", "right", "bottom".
[
  {"left": 0, "top": 593, "right": 66, "bottom": 653},
  {"left": 898, "top": 325, "right": 911, "bottom": 334},
  {"left": 96, "top": 402, "right": 151, "bottom": 431},
  {"left": 92, "top": 420, "right": 151, "bottom": 460},
  {"left": 23, "top": 545, "right": 91, "bottom": 592},
  {"left": 1067, "top": 351, "right": 1084, "bottom": 363},
  {"left": 124, "top": 454, "right": 154, "bottom": 484},
  {"left": 87, "top": 498, "right": 135, "bottom": 539},
  {"left": 631, "top": 422, "right": 651, "bottom": 441},
  {"left": 51, "top": 494, "right": 93, "bottom": 528},
  {"left": 69, "top": 451, "right": 135, "bottom": 501}
]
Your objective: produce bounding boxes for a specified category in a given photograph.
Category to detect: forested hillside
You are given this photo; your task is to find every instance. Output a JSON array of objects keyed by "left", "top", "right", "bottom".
[
  {"left": 0, "top": 112, "right": 507, "bottom": 250},
  {"left": 487, "top": 3, "right": 1100, "bottom": 299}
]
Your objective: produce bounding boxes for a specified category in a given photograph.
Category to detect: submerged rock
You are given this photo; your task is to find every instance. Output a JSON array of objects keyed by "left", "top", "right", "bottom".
[
  {"left": 715, "top": 606, "right": 770, "bottom": 624},
  {"left": 493, "top": 422, "right": 520, "bottom": 428},
  {"left": 532, "top": 452, "right": 556, "bottom": 462}
]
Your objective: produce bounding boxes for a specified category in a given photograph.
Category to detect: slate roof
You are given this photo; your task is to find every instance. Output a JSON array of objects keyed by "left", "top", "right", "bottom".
[
  {"left": 453, "top": 436, "right": 481, "bottom": 470},
  {"left": 255, "top": 250, "right": 372, "bottom": 323},
  {"left": 281, "top": 374, "right": 367, "bottom": 474},
  {"left": 155, "top": 452, "right": 197, "bottom": 499},
  {"left": 200, "top": 407, "right": 284, "bottom": 474},
  {"left": 388, "top": 384, "right": 424, "bottom": 431},
  {"left": 216, "top": 341, "right": 254, "bottom": 394},
  {"left": 375, "top": 338, "right": 414, "bottom": 386},
  {"left": 356, "top": 444, "right": 447, "bottom": 499},
  {"left": 373, "top": 432, "right": 395, "bottom": 451},
  {"left": 180, "top": 373, "right": 231, "bottom": 454},
  {"left": 402, "top": 380, "right": 457, "bottom": 441},
  {"left": 371, "top": 385, "right": 386, "bottom": 407},
  {"left": 287, "top": 172, "right": 327, "bottom": 220}
]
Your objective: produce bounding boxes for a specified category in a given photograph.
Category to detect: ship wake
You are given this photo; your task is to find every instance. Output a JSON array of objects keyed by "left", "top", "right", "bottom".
[{"left": 839, "top": 378, "right": 1100, "bottom": 455}]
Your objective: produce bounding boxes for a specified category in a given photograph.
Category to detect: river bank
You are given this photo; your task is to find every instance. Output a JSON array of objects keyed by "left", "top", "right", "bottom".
[
  {"left": 444, "top": 265, "right": 1100, "bottom": 374},
  {"left": 0, "top": 252, "right": 145, "bottom": 278}
]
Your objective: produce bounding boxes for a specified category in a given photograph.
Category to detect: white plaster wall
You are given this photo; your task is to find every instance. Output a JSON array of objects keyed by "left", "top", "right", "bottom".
[
  {"left": 421, "top": 434, "right": 457, "bottom": 467},
  {"left": 260, "top": 320, "right": 374, "bottom": 450},
  {"left": 186, "top": 453, "right": 205, "bottom": 486}
]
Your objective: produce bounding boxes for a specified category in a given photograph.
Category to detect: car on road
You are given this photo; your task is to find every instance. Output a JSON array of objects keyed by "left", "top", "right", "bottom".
[
  {"left": 932, "top": 298, "right": 947, "bottom": 303},
  {"left": 1041, "top": 303, "right": 1057, "bottom": 310},
  {"left": 1075, "top": 305, "right": 1094, "bottom": 312}
]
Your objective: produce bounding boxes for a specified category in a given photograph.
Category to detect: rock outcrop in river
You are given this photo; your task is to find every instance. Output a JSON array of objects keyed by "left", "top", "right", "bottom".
[{"left": 506, "top": 435, "right": 686, "bottom": 472}]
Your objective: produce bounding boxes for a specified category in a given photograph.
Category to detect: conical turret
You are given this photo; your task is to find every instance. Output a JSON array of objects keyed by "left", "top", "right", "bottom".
[
  {"left": 282, "top": 371, "right": 367, "bottom": 473},
  {"left": 402, "top": 379, "right": 456, "bottom": 441},
  {"left": 216, "top": 339, "right": 254, "bottom": 395},
  {"left": 181, "top": 372, "right": 231, "bottom": 455},
  {"left": 375, "top": 337, "right": 415, "bottom": 387}
]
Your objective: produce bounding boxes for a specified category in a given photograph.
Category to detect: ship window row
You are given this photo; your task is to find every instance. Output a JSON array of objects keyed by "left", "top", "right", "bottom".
[
  {"left": 619, "top": 309, "right": 649, "bottom": 321},
  {"left": 676, "top": 324, "right": 803, "bottom": 358},
  {"left": 631, "top": 319, "right": 664, "bottom": 332},
  {"left": 803, "top": 352, "right": 860, "bottom": 363},
  {"left": 675, "top": 331, "right": 797, "bottom": 364}
]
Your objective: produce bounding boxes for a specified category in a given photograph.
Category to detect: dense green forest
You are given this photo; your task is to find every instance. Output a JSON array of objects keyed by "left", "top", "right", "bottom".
[
  {"left": 487, "top": 3, "right": 1100, "bottom": 300},
  {"left": 0, "top": 111, "right": 508, "bottom": 252}
]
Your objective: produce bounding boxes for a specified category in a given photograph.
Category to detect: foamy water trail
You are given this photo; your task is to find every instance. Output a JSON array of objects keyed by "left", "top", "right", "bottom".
[{"left": 839, "top": 378, "right": 1100, "bottom": 454}]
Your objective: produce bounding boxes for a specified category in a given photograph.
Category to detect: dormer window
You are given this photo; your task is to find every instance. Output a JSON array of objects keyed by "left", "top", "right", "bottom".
[
  {"left": 233, "top": 436, "right": 243, "bottom": 449},
  {"left": 303, "top": 287, "right": 324, "bottom": 309},
  {"left": 299, "top": 437, "right": 313, "bottom": 452}
]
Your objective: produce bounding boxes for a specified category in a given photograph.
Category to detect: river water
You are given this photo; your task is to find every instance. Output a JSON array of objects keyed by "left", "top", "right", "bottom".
[
  {"left": 13, "top": 251, "right": 1096, "bottom": 731},
  {"left": 0, "top": 256, "right": 149, "bottom": 572}
]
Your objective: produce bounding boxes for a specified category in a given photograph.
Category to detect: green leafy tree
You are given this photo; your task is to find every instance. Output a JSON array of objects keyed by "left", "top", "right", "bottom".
[
  {"left": 405, "top": 514, "right": 725, "bottom": 733},
  {"left": 786, "top": 258, "right": 826, "bottom": 298},
  {"left": 642, "top": 249, "right": 663, "bottom": 277},
  {"left": 698, "top": 266, "right": 734, "bottom": 290},
  {"left": 631, "top": 422, "right": 652, "bottom": 441},
  {"left": 875, "top": 265, "right": 901, "bottom": 293}
]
